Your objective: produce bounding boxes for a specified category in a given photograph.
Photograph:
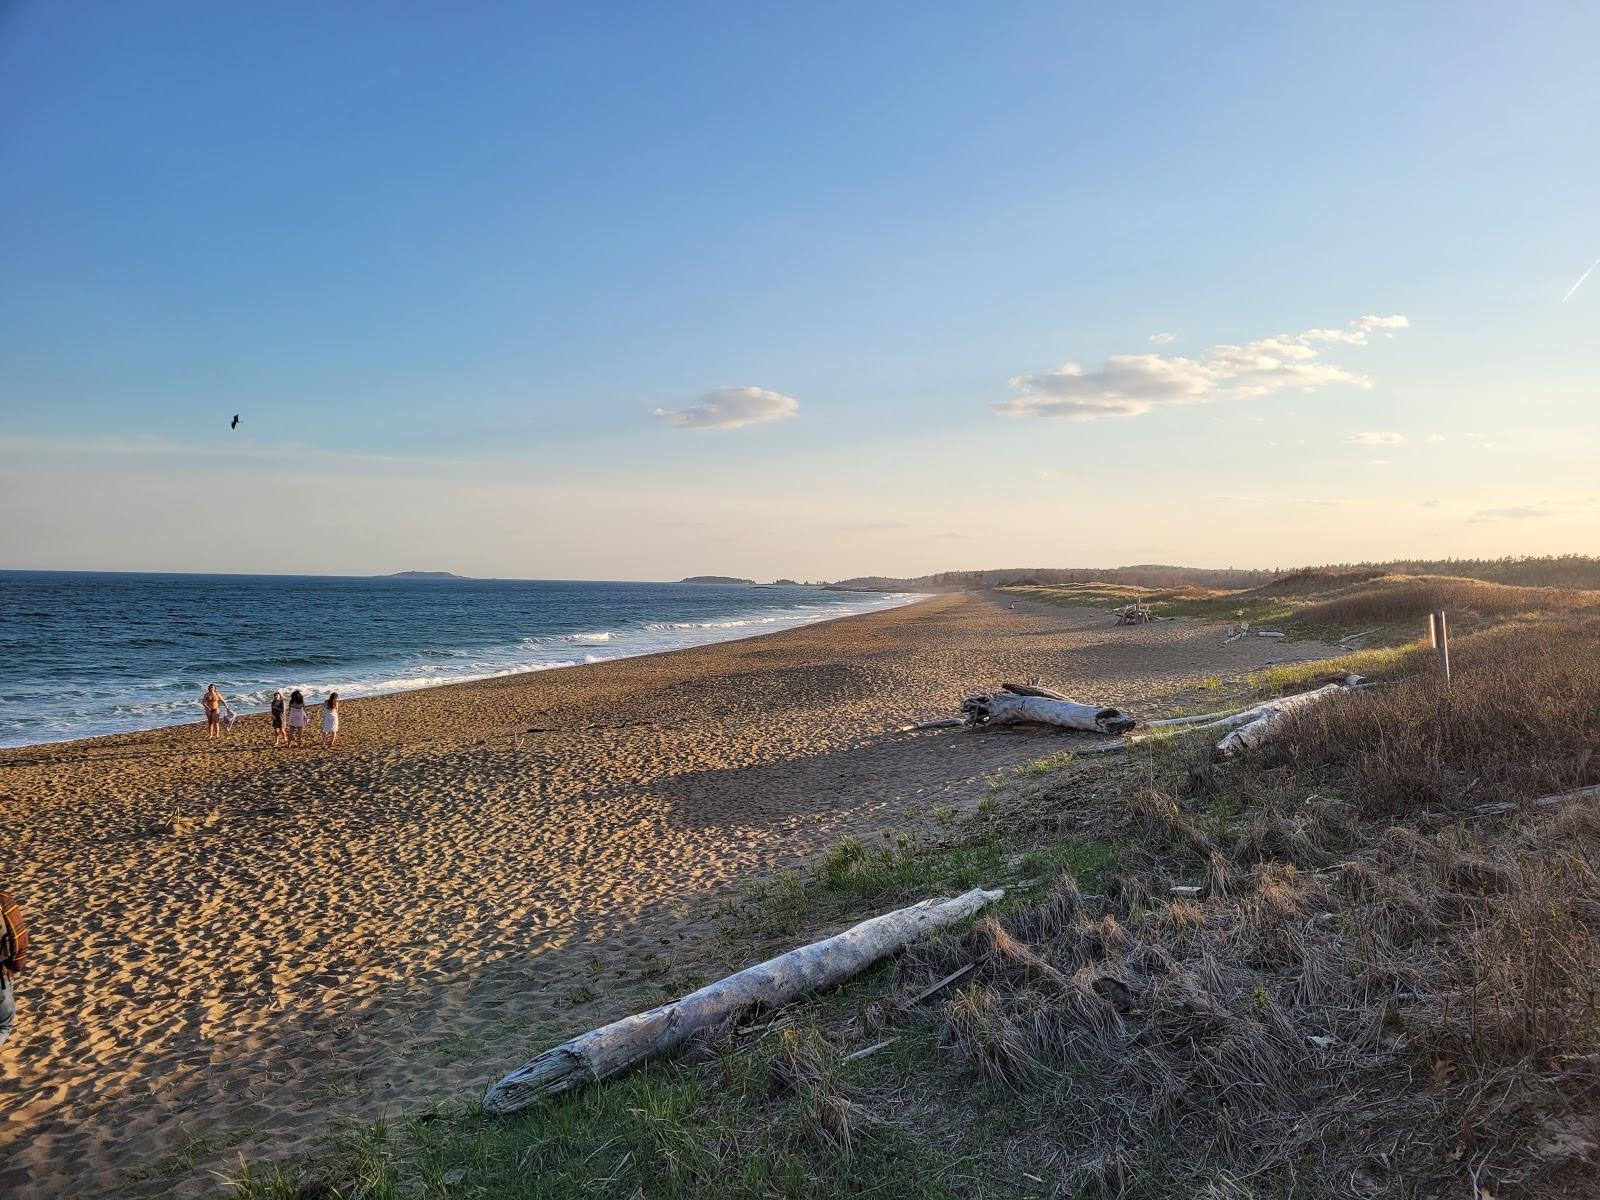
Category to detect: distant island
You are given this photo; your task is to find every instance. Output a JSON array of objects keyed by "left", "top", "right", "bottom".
[
  {"left": 383, "top": 571, "right": 469, "bottom": 580},
  {"left": 679, "top": 575, "right": 755, "bottom": 585}
]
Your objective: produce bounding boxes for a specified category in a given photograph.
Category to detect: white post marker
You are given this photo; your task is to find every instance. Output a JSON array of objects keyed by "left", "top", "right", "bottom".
[{"left": 1429, "top": 609, "right": 1451, "bottom": 684}]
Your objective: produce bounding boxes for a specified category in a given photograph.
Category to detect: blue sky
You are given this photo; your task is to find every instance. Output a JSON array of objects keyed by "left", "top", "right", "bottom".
[{"left": 2, "top": 2, "right": 1596, "bottom": 577}]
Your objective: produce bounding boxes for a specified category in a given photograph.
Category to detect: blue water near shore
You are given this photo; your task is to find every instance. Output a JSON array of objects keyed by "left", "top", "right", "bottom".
[{"left": 0, "top": 572, "right": 918, "bottom": 747}]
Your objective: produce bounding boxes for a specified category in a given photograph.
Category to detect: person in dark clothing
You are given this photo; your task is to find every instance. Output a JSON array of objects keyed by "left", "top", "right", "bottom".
[
  {"left": 271, "top": 690, "right": 287, "bottom": 747},
  {"left": 1, "top": 891, "right": 27, "bottom": 1049}
]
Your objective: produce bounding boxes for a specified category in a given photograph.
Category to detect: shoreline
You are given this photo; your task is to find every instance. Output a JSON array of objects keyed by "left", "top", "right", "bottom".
[
  {"left": 0, "top": 588, "right": 927, "bottom": 753},
  {"left": 1, "top": 593, "right": 1342, "bottom": 1198}
]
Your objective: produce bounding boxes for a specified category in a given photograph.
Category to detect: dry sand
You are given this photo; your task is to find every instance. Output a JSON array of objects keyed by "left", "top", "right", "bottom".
[{"left": 0, "top": 592, "right": 1340, "bottom": 1197}]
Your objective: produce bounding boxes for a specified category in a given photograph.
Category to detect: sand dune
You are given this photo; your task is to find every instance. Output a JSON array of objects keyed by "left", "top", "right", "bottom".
[{"left": 0, "top": 592, "right": 1339, "bottom": 1197}]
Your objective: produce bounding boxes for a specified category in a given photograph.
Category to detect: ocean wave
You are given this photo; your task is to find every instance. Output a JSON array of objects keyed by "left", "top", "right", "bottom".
[{"left": 0, "top": 587, "right": 926, "bottom": 747}]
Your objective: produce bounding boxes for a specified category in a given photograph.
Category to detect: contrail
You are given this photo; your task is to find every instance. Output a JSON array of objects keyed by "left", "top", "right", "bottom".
[{"left": 1562, "top": 255, "right": 1600, "bottom": 303}]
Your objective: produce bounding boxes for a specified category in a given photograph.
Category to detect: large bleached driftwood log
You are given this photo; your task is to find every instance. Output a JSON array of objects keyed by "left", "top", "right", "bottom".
[
  {"left": 482, "top": 887, "right": 1004, "bottom": 1115},
  {"left": 963, "top": 692, "right": 1137, "bottom": 734},
  {"left": 1213, "top": 683, "right": 1345, "bottom": 758}
]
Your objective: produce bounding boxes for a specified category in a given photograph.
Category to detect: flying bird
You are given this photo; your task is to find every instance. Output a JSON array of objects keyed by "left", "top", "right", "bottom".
[
  {"left": 230, "top": 414, "right": 239, "bottom": 430},
  {"left": 1562, "top": 256, "right": 1600, "bottom": 303}
]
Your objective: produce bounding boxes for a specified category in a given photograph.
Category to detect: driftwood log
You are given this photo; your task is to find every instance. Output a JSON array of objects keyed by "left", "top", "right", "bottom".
[
  {"left": 1213, "top": 684, "right": 1344, "bottom": 758},
  {"left": 1469, "top": 783, "right": 1600, "bottom": 818},
  {"left": 896, "top": 717, "right": 966, "bottom": 733},
  {"left": 963, "top": 691, "right": 1136, "bottom": 735},
  {"left": 482, "top": 887, "right": 1003, "bottom": 1115}
]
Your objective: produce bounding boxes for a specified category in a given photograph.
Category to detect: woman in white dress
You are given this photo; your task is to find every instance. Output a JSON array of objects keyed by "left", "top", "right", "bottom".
[
  {"left": 286, "top": 689, "right": 308, "bottom": 746},
  {"left": 321, "top": 692, "right": 340, "bottom": 747}
]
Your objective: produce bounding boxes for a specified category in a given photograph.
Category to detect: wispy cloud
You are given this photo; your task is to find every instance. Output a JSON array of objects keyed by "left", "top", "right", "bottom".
[
  {"left": 1346, "top": 431, "right": 1406, "bottom": 445},
  {"left": 1422, "top": 499, "right": 1441, "bottom": 507},
  {"left": 1472, "top": 505, "right": 1548, "bottom": 521},
  {"left": 654, "top": 387, "right": 798, "bottom": 430},
  {"left": 1300, "top": 314, "right": 1410, "bottom": 344},
  {"left": 829, "top": 521, "right": 911, "bottom": 531},
  {"left": 1148, "top": 332, "right": 1176, "bottom": 345},
  {"left": 1469, "top": 498, "right": 1597, "bottom": 522},
  {"left": 0, "top": 433, "right": 481, "bottom": 469},
  {"left": 1562, "top": 255, "right": 1600, "bottom": 303},
  {"left": 1218, "top": 494, "right": 1346, "bottom": 507},
  {"left": 995, "top": 314, "right": 1406, "bottom": 420}
]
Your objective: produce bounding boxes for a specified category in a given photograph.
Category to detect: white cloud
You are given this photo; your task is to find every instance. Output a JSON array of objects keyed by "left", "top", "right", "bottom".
[
  {"left": 1345, "top": 432, "right": 1406, "bottom": 445},
  {"left": 654, "top": 387, "right": 799, "bottom": 431},
  {"left": 1472, "top": 505, "right": 1548, "bottom": 521},
  {"left": 1302, "top": 314, "right": 1410, "bottom": 344},
  {"left": 1369, "top": 459, "right": 1393, "bottom": 467},
  {"left": 1424, "top": 434, "right": 1446, "bottom": 443},
  {"left": 1422, "top": 499, "right": 1441, "bottom": 507},
  {"left": 1149, "top": 332, "right": 1176, "bottom": 345},
  {"left": 1471, "top": 497, "right": 1596, "bottom": 521},
  {"left": 995, "top": 314, "right": 1406, "bottom": 420}
]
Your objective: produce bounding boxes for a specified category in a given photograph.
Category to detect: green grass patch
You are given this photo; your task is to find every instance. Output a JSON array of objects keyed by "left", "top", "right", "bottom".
[
  {"left": 121, "top": 1123, "right": 264, "bottom": 1183},
  {"left": 1242, "top": 641, "right": 1425, "bottom": 697}
]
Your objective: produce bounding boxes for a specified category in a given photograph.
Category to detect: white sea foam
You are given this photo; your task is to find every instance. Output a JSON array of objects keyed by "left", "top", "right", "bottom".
[{"left": 3, "top": 588, "right": 924, "bottom": 747}]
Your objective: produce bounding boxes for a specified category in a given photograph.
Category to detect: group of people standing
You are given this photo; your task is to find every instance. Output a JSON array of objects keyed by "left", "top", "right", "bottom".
[{"left": 200, "top": 684, "right": 340, "bottom": 746}]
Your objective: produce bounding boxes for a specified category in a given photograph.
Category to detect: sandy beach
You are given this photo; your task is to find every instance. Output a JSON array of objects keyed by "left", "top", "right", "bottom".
[{"left": 0, "top": 592, "right": 1339, "bottom": 1198}]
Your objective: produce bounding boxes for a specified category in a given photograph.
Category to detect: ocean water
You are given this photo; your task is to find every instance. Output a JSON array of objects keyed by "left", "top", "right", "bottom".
[{"left": 0, "top": 572, "right": 918, "bottom": 748}]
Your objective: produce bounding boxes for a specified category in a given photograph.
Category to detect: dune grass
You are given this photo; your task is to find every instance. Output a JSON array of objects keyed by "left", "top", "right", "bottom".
[{"left": 1006, "top": 567, "right": 1600, "bottom": 648}]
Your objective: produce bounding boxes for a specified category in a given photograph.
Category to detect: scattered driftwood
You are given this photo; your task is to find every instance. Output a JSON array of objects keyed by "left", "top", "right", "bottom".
[
  {"left": 842, "top": 1038, "right": 896, "bottom": 1063},
  {"left": 1116, "top": 604, "right": 1155, "bottom": 625},
  {"left": 910, "top": 961, "right": 975, "bottom": 1003},
  {"left": 896, "top": 717, "right": 965, "bottom": 733},
  {"left": 1144, "top": 708, "right": 1238, "bottom": 729},
  {"left": 1213, "top": 684, "right": 1345, "bottom": 759},
  {"left": 1256, "top": 630, "right": 1285, "bottom": 639},
  {"left": 1469, "top": 783, "right": 1600, "bottom": 819},
  {"left": 1001, "top": 681, "right": 1075, "bottom": 701},
  {"left": 482, "top": 887, "right": 1004, "bottom": 1114},
  {"left": 962, "top": 692, "right": 1137, "bottom": 735}
]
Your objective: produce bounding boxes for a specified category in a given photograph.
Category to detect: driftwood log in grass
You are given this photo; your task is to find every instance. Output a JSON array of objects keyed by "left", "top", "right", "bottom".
[
  {"left": 963, "top": 691, "right": 1137, "bottom": 735},
  {"left": 482, "top": 887, "right": 1004, "bottom": 1115},
  {"left": 1090, "top": 684, "right": 1355, "bottom": 758},
  {"left": 1469, "top": 783, "right": 1600, "bottom": 818},
  {"left": 1213, "top": 684, "right": 1345, "bottom": 758}
]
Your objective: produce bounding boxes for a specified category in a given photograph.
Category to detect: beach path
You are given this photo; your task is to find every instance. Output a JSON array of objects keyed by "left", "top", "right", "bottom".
[{"left": 0, "top": 593, "right": 1339, "bottom": 1197}]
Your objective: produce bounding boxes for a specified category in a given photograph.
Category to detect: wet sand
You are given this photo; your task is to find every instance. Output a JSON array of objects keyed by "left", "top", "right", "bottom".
[{"left": 0, "top": 592, "right": 1340, "bottom": 1197}]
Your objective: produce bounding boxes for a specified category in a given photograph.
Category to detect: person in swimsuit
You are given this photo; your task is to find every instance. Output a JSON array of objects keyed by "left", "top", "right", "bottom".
[
  {"left": 270, "top": 690, "right": 287, "bottom": 747},
  {"left": 286, "top": 689, "right": 308, "bottom": 747},
  {"left": 200, "top": 684, "right": 229, "bottom": 740},
  {"left": 321, "top": 692, "right": 340, "bottom": 747}
]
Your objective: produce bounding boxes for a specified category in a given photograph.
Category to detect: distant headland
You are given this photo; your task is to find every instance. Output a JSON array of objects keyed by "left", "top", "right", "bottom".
[
  {"left": 679, "top": 575, "right": 755, "bottom": 585},
  {"left": 382, "top": 571, "right": 469, "bottom": 580}
]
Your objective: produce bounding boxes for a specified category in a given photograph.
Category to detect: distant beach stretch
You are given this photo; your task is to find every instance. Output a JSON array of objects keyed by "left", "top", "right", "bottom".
[
  {"left": 0, "top": 592, "right": 1338, "bottom": 1198},
  {"left": 0, "top": 573, "right": 918, "bottom": 748}
]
